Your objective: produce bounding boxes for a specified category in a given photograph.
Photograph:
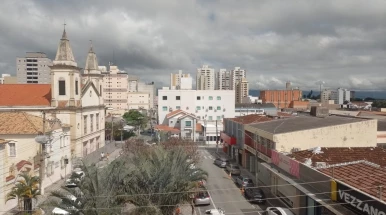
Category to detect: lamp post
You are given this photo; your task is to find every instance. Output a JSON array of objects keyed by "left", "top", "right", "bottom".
[{"left": 35, "top": 112, "right": 62, "bottom": 194}]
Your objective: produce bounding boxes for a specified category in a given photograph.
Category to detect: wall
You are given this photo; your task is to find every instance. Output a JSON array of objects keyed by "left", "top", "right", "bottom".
[
  {"left": 260, "top": 90, "right": 302, "bottom": 108},
  {"left": 274, "top": 120, "right": 377, "bottom": 153},
  {"left": 128, "top": 92, "right": 150, "bottom": 110}
]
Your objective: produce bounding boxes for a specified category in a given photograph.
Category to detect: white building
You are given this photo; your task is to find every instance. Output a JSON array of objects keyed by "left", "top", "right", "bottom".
[
  {"left": 321, "top": 89, "right": 331, "bottom": 103},
  {"left": 0, "top": 112, "right": 71, "bottom": 213},
  {"left": 102, "top": 65, "right": 128, "bottom": 115},
  {"left": 242, "top": 96, "right": 261, "bottom": 104},
  {"left": 157, "top": 88, "right": 235, "bottom": 124},
  {"left": 230, "top": 67, "right": 246, "bottom": 90},
  {"left": 138, "top": 81, "right": 156, "bottom": 108},
  {"left": 16, "top": 52, "right": 53, "bottom": 84},
  {"left": 170, "top": 70, "right": 192, "bottom": 90},
  {"left": 216, "top": 69, "right": 232, "bottom": 90},
  {"left": 0, "top": 74, "right": 11, "bottom": 84},
  {"left": 196, "top": 65, "right": 215, "bottom": 90},
  {"left": 330, "top": 88, "right": 351, "bottom": 104},
  {"left": 127, "top": 92, "right": 150, "bottom": 110}
]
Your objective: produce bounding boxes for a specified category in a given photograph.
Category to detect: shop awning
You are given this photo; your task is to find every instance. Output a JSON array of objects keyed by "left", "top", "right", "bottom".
[{"left": 220, "top": 132, "right": 236, "bottom": 145}]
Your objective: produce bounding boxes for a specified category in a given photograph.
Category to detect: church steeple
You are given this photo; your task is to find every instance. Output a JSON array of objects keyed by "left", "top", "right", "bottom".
[
  {"left": 84, "top": 40, "right": 100, "bottom": 74},
  {"left": 53, "top": 24, "right": 77, "bottom": 67}
]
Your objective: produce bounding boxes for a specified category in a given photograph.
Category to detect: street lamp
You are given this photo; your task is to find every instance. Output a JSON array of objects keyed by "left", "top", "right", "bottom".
[{"left": 106, "top": 107, "right": 115, "bottom": 145}]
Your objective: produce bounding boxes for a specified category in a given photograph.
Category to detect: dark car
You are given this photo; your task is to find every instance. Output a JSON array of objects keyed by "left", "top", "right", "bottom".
[{"left": 245, "top": 187, "right": 266, "bottom": 204}]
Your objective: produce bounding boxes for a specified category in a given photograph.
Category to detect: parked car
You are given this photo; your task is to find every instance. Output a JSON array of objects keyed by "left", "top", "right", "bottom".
[
  {"left": 205, "top": 208, "right": 225, "bottom": 215},
  {"left": 235, "top": 176, "right": 254, "bottom": 188},
  {"left": 263, "top": 207, "right": 295, "bottom": 215},
  {"left": 194, "top": 190, "right": 211, "bottom": 206},
  {"left": 214, "top": 158, "right": 229, "bottom": 168},
  {"left": 225, "top": 163, "right": 241, "bottom": 175},
  {"left": 244, "top": 187, "right": 266, "bottom": 204}
]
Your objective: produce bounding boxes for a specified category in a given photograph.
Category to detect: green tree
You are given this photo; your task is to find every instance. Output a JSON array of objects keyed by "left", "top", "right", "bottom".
[
  {"left": 372, "top": 100, "right": 386, "bottom": 108},
  {"left": 6, "top": 173, "right": 40, "bottom": 214},
  {"left": 105, "top": 122, "right": 135, "bottom": 140},
  {"left": 123, "top": 110, "right": 148, "bottom": 130}
]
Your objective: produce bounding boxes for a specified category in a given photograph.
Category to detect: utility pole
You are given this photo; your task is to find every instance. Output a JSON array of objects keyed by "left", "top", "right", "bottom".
[
  {"left": 40, "top": 111, "right": 46, "bottom": 195},
  {"left": 110, "top": 115, "right": 114, "bottom": 145},
  {"left": 215, "top": 120, "right": 219, "bottom": 153}
]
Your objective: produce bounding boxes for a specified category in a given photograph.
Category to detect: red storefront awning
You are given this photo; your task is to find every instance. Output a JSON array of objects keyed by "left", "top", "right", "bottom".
[{"left": 220, "top": 132, "right": 236, "bottom": 145}]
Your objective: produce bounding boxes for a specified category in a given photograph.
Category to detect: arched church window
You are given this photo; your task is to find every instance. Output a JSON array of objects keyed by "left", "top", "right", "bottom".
[
  {"left": 75, "top": 78, "right": 79, "bottom": 95},
  {"left": 59, "top": 77, "right": 66, "bottom": 95}
]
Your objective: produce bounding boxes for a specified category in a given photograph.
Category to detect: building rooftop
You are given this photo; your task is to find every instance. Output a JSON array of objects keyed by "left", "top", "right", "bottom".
[
  {"left": 154, "top": 125, "right": 180, "bottom": 134},
  {"left": 319, "top": 162, "right": 386, "bottom": 202},
  {"left": 0, "top": 84, "right": 51, "bottom": 106},
  {"left": 0, "top": 112, "right": 61, "bottom": 134},
  {"left": 289, "top": 147, "right": 386, "bottom": 167},
  {"left": 226, "top": 114, "right": 273, "bottom": 125},
  {"left": 247, "top": 115, "right": 368, "bottom": 134},
  {"left": 235, "top": 103, "right": 276, "bottom": 108}
]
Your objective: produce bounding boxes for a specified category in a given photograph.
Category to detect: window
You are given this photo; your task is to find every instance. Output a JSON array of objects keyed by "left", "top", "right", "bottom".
[
  {"left": 59, "top": 80, "right": 66, "bottom": 95},
  {"left": 90, "top": 115, "right": 94, "bottom": 132},
  {"left": 209, "top": 106, "right": 213, "bottom": 110},
  {"left": 217, "top": 106, "right": 221, "bottom": 110},
  {"left": 209, "top": 116, "right": 213, "bottom": 120},
  {"left": 217, "top": 96, "right": 221, "bottom": 100},
  {"left": 197, "top": 96, "right": 201, "bottom": 100},
  {"left": 176, "top": 96, "right": 180, "bottom": 100},
  {"left": 196, "top": 106, "right": 201, "bottom": 110},
  {"left": 9, "top": 143, "right": 16, "bottom": 157},
  {"left": 75, "top": 80, "right": 79, "bottom": 95},
  {"left": 84, "top": 116, "right": 88, "bottom": 134},
  {"left": 162, "top": 96, "right": 167, "bottom": 100},
  {"left": 209, "top": 96, "right": 213, "bottom": 100},
  {"left": 162, "top": 106, "right": 168, "bottom": 111},
  {"left": 176, "top": 106, "right": 181, "bottom": 110},
  {"left": 217, "top": 116, "right": 221, "bottom": 120},
  {"left": 185, "top": 121, "right": 192, "bottom": 127},
  {"left": 96, "top": 114, "right": 99, "bottom": 130}
]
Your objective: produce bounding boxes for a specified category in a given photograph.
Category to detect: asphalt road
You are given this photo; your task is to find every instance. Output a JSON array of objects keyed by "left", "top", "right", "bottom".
[{"left": 195, "top": 147, "right": 264, "bottom": 215}]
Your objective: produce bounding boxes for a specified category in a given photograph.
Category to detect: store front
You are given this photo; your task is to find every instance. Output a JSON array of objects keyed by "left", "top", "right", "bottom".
[{"left": 220, "top": 132, "right": 236, "bottom": 157}]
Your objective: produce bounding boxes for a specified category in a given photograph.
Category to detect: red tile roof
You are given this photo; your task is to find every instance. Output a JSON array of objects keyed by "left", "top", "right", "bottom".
[
  {"left": 166, "top": 110, "right": 184, "bottom": 118},
  {"left": 289, "top": 147, "right": 386, "bottom": 167},
  {"left": 6, "top": 175, "right": 15, "bottom": 182},
  {"left": 154, "top": 125, "right": 180, "bottom": 133},
  {"left": 319, "top": 162, "right": 386, "bottom": 201},
  {"left": 16, "top": 160, "right": 32, "bottom": 171},
  {"left": 0, "top": 84, "right": 51, "bottom": 106},
  {"left": 226, "top": 114, "right": 273, "bottom": 125}
]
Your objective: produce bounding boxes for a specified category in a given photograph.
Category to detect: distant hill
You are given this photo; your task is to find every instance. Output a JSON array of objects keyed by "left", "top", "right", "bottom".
[{"left": 249, "top": 89, "right": 386, "bottom": 100}]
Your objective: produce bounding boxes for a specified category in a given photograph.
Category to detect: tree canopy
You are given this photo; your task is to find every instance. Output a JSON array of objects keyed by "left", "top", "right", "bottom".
[{"left": 123, "top": 110, "right": 148, "bottom": 130}]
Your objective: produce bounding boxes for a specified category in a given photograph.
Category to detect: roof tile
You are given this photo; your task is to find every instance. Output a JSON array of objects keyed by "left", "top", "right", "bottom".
[
  {"left": 0, "top": 112, "right": 55, "bottom": 134},
  {"left": 0, "top": 84, "right": 51, "bottom": 106}
]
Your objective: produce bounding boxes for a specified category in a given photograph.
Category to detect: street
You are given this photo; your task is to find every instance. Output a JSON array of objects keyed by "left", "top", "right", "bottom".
[{"left": 195, "top": 147, "right": 264, "bottom": 215}]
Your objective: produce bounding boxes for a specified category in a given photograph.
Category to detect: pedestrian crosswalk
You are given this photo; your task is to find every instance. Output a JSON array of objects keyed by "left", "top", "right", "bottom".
[{"left": 199, "top": 149, "right": 216, "bottom": 160}]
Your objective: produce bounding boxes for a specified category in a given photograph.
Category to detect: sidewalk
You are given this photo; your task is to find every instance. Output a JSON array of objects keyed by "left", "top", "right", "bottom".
[{"left": 215, "top": 150, "right": 286, "bottom": 208}]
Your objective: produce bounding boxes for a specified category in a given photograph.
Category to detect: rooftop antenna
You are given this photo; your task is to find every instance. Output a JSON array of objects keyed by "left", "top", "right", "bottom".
[
  {"left": 63, "top": 19, "right": 66, "bottom": 30},
  {"left": 113, "top": 49, "right": 115, "bottom": 65}
]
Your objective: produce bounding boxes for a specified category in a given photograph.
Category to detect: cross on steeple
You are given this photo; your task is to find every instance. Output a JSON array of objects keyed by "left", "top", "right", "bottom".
[{"left": 63, "top": 20, "right": 66, "bottom": 30}]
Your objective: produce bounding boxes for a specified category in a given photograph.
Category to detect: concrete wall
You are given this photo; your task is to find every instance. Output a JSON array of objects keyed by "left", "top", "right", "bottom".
[{"left": 273, "top": 119, "right": 377, "bottom": 153}]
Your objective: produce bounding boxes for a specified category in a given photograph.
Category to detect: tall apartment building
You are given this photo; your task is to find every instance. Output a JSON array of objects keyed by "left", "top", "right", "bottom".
[
  {"left": 330, "top": 88, "right": 351, "bottom": 104},
  {"left": 138, "top": 81, "right": 156, "bottom": 108},
  {"left": 235, "top": 78, "right": 249, "bottom": 103},
  {"left": 230, "top": 67, "right": 246, "bottom": 90},
  {"left": 16, "top": 52, "right": 52, "bottom": 84},
  {"left": 260, "top": 83, "right": 302, "bottom": 108},
  {"left": 128, "top": 76, "right": 139, "bottom": 92},
  {"left": 170, "top": 70, "right": 192, "bottom": 90},
  {"left": 196, "top": 65, "right": 215, "bottom": 90},
  {"left": 216, "top": 69, "right": 232, "bottom": 90},
  {"left": 321, "top": 89, "right": 332, "bottom": 103},
  {"left": 102, "top": 65, "right": 128, "bottom": 115},
  {"left": 127, "top": 76, "right": 155, "bottom": 110}
]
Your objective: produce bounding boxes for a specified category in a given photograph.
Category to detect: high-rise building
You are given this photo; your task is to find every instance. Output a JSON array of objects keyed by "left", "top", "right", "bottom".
[
  {"left": 128, "top": 76, "right": 139, "bottom": 92},
  {"left": 102, "top": 65, "right": 128, "bottom": 115},
  {"left": 230, "top": 67, "right": 246, "bottom": 90},
  {"left": 170, "top": 70, "right": 191, "bottom": 89},
  {"left": 321, "top": 89, "right": 332, "bottom": 103},
  {"left": 196, "top": 65, "right": 215, "bottom": 90},
  {"left": 138, "top": 81, "right": 156, "bottom": 108},
  {"left": 330, "top": 88, "right": 351, "bottom": 104},
  {"left": 235, "top": 78, "right": 249, "bottom": 103},
  {"left": 16, "top": 52, "right": 52, "bottom": 84},
  {"left": 216, "top": 69, "right": 232, "bottom": 90}
]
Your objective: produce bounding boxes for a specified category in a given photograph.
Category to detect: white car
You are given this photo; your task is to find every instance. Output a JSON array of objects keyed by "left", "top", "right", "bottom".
[
  {"left": 263, "top": 207, "right": 294, "bottom": 215},
  {"left": 205, "top": 208, "right": 225, "bottom": 215}
]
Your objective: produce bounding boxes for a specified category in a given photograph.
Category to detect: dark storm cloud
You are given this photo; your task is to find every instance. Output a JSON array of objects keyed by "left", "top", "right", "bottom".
[{"left": 1, "top": 0, "right": 386, "bottom": 90}]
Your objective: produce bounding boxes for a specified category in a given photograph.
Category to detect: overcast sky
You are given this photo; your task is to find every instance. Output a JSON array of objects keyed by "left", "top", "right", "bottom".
[{"left": 1, "top": 0, "right": 386, "bottom": 90}]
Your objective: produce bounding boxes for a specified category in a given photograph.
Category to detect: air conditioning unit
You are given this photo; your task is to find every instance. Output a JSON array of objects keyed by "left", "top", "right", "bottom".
[
  {"left": 223, "top": 108, "right": 226, "bottom": 111},
  {"left": 315, "top": 162, "right": 327, "bottom": 168},
  {"left": 195, "top": 110, "right": 198, "bottom": 113},
  {"left": 169, "top": 107, "right": 173, "bottom": 112},
  {"left": 206, "top": 109, "right": 208, "bottom": 112},
  {"left": 214, "top": 110, "right": 217, "bottom": 112}
]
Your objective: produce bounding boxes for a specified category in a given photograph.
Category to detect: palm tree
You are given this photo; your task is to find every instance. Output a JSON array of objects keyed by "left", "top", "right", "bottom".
[
  {"left": 115, "top": 145, "right": 207, "bottom": 215},
  {"left": 6, "top": 173, "right": 40, "bottom": 214},
  {"left": 43, "top": 162, "right": 122, "bottom": 215}
]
